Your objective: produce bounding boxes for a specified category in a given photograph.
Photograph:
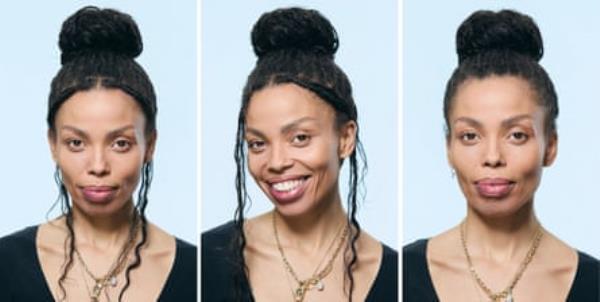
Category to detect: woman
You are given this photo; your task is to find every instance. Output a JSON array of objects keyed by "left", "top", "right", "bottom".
[
  {"left": 202, "top": 7, "right": 398, "bottom": 302},
  {"left": 403, "top": 9, "right": 599, "bottom": 302},
  {"left": 0, "top": 6, "right": 196, "bottom": 301}
]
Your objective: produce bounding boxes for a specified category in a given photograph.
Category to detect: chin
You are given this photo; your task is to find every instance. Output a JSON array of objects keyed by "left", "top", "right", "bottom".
[{"left": 469, "top": 197, "right": 531, "bottom": 220}]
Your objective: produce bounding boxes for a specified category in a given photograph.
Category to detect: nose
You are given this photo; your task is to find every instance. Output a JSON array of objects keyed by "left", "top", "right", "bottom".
[
  {"left": 88, "top": 147, "right": 110, "bottom": 177},
  {"left": 267, "top": 143, "right": 293, "bottom": 173},
  {"left": 483, "top": 138, "right": 505, "bottom": 168}
]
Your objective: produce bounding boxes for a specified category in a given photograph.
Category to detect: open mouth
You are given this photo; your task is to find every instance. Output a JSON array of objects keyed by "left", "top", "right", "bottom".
[
  {"left": 267, "top": 176, "right": 310, "bottom": 205},
  {"left": 474, "top": 178, "right": 515, "bottom": 199}
]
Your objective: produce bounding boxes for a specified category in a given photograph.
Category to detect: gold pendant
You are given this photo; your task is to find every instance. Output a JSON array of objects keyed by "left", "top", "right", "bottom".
[{"left": 294, "top": 281, "right": 307, "bottom": 302}]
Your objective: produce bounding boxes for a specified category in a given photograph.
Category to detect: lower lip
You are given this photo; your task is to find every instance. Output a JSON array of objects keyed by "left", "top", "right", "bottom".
[
  {"left": 475, "top": 182, "right": 514, "bottom": 198},
  {"left": 268, "top": 178, "right": 309, "bottom": 205},
  {"left": 81, "top": 187, "right": 117, "bottom": 204}
]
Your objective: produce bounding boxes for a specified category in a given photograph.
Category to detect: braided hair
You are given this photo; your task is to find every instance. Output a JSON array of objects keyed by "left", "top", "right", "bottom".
[
  {"left": 47, "top": 6, "right": 156, "bottom": 301},
  {"left": 233, "top": 7, "right": 367, "bottom": 301}
]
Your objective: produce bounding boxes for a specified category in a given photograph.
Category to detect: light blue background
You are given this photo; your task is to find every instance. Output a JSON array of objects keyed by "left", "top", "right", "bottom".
[
  {"left": 404, "top": 1, "right": 600, "bottom": 257},
  {"left": 202, "top": 1, "right": 398, "bottom": 248},
  {"left": 0, "top": 1, "right": 197, "bottom": 243}
]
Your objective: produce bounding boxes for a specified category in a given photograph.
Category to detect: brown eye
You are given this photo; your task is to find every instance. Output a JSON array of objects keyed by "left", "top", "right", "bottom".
[
  {"left": 508, "top": 131, "right": 529, "bottom": 144},
  {"left": 66, "top": 139, "right": 85, "bottom": 152},
  {"left": 112, "top": 139, "right": 132, "bottom": 152},
  {"left": 247, "top": 140, "right": 266, "bottom": 152},
  {"left": 458, "top": 132, "right": 479, "bottom": 144},
  {"left": 291, "top": 134, "right": 310, "bottom": 146}
]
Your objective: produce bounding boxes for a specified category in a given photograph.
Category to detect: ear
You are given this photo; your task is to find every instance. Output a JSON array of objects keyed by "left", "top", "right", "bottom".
[
  {"left": 338, "top": 121, "right": 357, "bottom": 159},
  {"left": 543, "top": 131, "right": 558, "bottom": 167},
  {"left": 144, "top": 130, "right": 158, "bottom": 163},
  {"left": 48, "top": 129, "right": 58, "bottom": 162},
  {"left": 446, "top": 137, "right": 455, "bottom": 171}
]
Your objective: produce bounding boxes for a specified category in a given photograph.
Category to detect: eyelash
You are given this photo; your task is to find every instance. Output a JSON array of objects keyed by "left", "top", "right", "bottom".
[
  {"left": 65, "top": 138, "right": 85, "bottom": 151},
  {"left": 458, "top": 131, "right": 479, "bottom": 144},
  {"left": 508, "top": 131, "right": 529, "bottom": 143},
  {"left": 291, "top": 133, "right": 310, "bottom": 146},
  {"left": 247, "top": 140, "right": 266, "bottom": 152},
  {"left": 111, "top": 138, "right": 133, "bottom": 152}
]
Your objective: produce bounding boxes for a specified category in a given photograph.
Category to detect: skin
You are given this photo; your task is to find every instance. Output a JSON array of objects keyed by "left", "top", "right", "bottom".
[
  {"left": 39, "top": 88, "right": 176, "bottom": 301},
  {"left": 428, "top": 76, "right": 577, "bottom": 301},
  {"left": 243, "top": 83, "right": 382, "bottom": 301}
]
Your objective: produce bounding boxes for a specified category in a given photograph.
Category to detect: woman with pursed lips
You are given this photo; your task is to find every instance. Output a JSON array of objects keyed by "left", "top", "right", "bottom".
[
  {"left": 202, "top": 7, "right": 398, "bottom": 302},
  {"left": 403, "top": 9, "right": 599, "bottom": 302},
  {"left": 0, "top": 6, "right": 196, "bottom": 301}
]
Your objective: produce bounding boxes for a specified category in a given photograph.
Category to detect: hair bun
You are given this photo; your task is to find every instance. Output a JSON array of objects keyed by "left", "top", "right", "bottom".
[
  {"left": 456, "top": 9, "right": 543, "bottom": 64},
  {"left": 251, "top": 7, "right": 338, "bottom": 59},
  {"left": 59, "top": 6, "right": 143, "bottom": 65}
]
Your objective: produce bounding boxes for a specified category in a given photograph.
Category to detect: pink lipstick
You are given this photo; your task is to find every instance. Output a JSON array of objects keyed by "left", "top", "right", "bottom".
[
  {"left": 475, "top": 178, "right": 514, "bottom": 198},
  {"left": 81, "top": 186, "right": 117, "bottom": 204}
]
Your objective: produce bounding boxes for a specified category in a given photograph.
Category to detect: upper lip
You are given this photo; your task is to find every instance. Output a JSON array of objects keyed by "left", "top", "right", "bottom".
[
  {"left": 266, "top": 175, "right": 309, "bottom": 185},
  {"left": 474, "top": 178, "right": 515, "bottom": 185}
]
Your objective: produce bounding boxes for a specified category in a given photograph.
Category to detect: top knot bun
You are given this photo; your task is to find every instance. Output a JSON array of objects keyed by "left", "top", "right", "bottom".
[
  {"left": 59, "top": 6, "right": 143, "bottom": 65},
  {"left": 456, "top": 10, "right": 543, "bottom": 64},
  {"left": 251, "top": 7, "right": 339, "bottom": 59}
]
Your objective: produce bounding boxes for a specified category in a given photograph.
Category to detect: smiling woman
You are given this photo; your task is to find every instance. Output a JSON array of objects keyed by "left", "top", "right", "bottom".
[
  {"left": 0, "top": 6, "right": 196, "bottom": 302},
  {"left": 202, "top": 7, "right": 397, "bottom": 302},
  {"left": 403, "top": 9, "right": 599, "bottom": 302}
]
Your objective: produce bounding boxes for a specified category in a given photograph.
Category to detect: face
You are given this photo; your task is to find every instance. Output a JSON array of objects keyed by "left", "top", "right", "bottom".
[
  {"left": 447, "top": 76, "right": 557, "bottom": 218},
  {"left": 49, "top": 88, "right": 156, "bottom": 217},
  {"left": 244, "top": 83, "right": 356, "bottom": 217}
]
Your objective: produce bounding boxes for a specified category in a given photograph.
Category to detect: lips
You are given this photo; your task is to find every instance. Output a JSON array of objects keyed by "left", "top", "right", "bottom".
[
  {"left": 267, "top": 176, "right": 309, "bottom": 205},
  {"left": 81, "top": 186, "right": 118, "bottom": 204},
  {"left": 475, "top": 178, "right": 515, "bottom": 198}
]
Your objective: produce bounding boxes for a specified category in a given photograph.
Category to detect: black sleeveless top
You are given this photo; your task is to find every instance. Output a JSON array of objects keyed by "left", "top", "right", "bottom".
[
  {"left": 403, "top": 239, "right": 599, "bottom": 302},
  {"left": 202, "top": 221, "right": 398, "bottom": 302},
  {"left": 0, "top": 226, "right": 197, "bottom": 301}
]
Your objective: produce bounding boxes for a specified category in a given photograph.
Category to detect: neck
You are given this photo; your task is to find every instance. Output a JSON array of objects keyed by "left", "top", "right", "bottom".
[
  {"left": 274, "top": 190, "right": 347, "bottom": 252},
  {"left": 71, "top": 201, "right": 136, "bottom": 250},
  {"left": 464, "top": 201, "right": 539, "bottom": 262}
]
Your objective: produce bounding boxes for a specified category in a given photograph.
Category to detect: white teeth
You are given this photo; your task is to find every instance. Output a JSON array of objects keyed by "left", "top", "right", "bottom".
[{"left": 272, "top": 179, "right": 303, "bottom": 192}]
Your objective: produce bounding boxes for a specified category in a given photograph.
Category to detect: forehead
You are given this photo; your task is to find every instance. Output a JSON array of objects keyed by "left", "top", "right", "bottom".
[
  {"left": 55, "top": 88, "right": 145, "bottom": 127},
  {"left": 245, "top": 83, "right": 336, "bottom": 128},
  {"left": 451, "top": 75, "right": 543, "bottom": 121}
]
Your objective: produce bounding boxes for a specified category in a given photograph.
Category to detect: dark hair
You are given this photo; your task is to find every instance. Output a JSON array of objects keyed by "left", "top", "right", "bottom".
[
  {"left": 47, "top": 6, "right": 156, "bottom": 301},
  {"left": 443, "top": 9, "right": 558, "bottom": 138},
  {"left": 233, "top": 7, "right": 366, "bottom": 302}
]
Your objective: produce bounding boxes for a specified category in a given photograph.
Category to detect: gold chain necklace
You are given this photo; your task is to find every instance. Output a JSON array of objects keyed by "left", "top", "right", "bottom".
[
  {"left": 272, "top": 213, "right": 349, "bottom": 302},
  {"left": 460, "top": 221, "right": 543, "bottom": 302},
  {"left": 75, "top": 218, "right": 140, "bottom": 302}
]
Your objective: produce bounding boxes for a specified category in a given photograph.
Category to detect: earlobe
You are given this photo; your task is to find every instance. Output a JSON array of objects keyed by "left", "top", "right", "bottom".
[{"left": 339, "top": 121, "right": 357, "bottom": 159}]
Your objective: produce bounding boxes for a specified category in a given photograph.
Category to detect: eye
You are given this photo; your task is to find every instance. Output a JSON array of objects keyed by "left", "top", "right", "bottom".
[
  {"left": 66, "top": 139, "right": 85, "bottom": 152},
  {"left": 112, "top": 139, "right": 132, "bottom": 152},
  {"left": 247, "top": 140, "right": 266, "bottom": 153},
  {"left": 508, "top": 131, "right": 529, "bottom": 144},
  {"left": 291, "top": 133, "right": 310, "bottom": 146},
  {"left": 458, "top": 131, "right": 479, "bottom": 144}
]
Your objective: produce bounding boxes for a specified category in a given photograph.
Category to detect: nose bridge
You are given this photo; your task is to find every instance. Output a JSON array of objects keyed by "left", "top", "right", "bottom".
[
  {"left": 268, "top": 140, "right": 290, "bottom": 171},
  {"left": 89, "top": 144, "right": 109, "bottom": 175},
  {"left": 483, "top": 135, "right": 503, "bottom": 167}
]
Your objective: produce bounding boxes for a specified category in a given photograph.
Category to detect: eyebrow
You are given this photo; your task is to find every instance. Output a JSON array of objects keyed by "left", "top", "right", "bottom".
[
  {"left": 453, "top": 114, "right": 534, "bottom": 129},
  {"left": 59, "top": 125, "right": 136, "bottom": 139},
  {"left": 246, "top": 117, "right": 319, "bottom": 138}
]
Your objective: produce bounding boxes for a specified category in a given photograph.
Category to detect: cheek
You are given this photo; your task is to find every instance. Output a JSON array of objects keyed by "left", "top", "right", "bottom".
[{"left": 506, "top": 144, "right": 544, "bottom": 179}]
